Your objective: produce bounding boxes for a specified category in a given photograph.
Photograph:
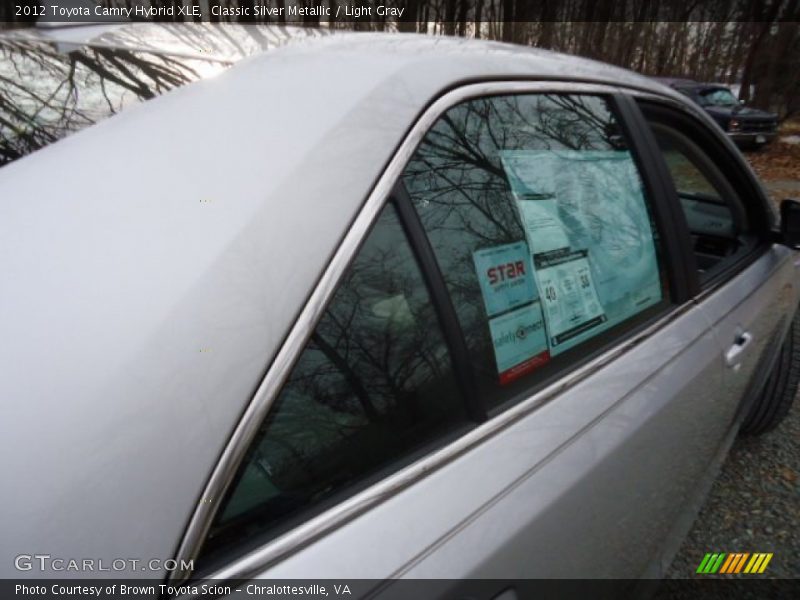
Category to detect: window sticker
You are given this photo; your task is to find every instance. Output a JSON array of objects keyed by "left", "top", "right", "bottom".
[
  {"left": 487, "top": 303, "right": 550, "bottom": 385},
  {"left": 516, "top": 195, "right": 571, "bottom": 255},
  {"left": 473, "top": 242, "right": 550, "bottom": 384},
  {"left": 499, "top": 150, "right": 662, "bottom": 354},
  {"left": 472, "top": 241, "right": 537, "bottom": 318},
  {"left": 535, "top": 248, "right": 607, "bottom": 351}
]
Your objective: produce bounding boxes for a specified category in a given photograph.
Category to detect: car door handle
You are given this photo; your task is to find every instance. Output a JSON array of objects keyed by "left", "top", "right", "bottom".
[{"left": 725, "top": 331, "right": 753, "bottom": 370}]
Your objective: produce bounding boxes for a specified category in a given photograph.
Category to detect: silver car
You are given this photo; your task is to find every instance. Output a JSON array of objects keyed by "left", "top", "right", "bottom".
[{"left": 2, "top": 23, "right": 799, "bottom": 595}]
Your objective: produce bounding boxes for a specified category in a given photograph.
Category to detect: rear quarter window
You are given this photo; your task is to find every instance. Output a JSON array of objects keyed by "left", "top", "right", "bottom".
[{"left": 198, "top": 203, "right": 468, "bottom": 569}]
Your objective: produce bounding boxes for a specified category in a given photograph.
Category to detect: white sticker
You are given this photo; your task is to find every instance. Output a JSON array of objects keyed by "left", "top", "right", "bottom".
[
  {"left": 534, "top": 248, "right": 607, "bottom": 353},
  {"left": 516, "top": 196, "right": 571, "bottom": 255},
  {"left": 487, "top": 302, "right": 550, "bottom": 385},
  {"left": 472, "top": 241, "right": 537, "bottom": 318},
  {"left": 499, "top": 149, "right": 663, "bottom": 347}
]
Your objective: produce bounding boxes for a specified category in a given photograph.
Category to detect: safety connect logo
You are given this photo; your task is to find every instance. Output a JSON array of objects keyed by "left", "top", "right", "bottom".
[{"left": 696, "top": 552, "right": 773, "bottom": 574}]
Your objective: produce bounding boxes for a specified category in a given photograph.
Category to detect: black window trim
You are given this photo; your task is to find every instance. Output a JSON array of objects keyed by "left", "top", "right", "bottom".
[
  {"left": 195, "top": 199, "right": 483, "bottom": 575},
  {"left": 171, "top": 82, "right": 705, "bottom": 589},
  {"left": 392, "top": 186, "right": 487, "bottom": 424},
  {"left": 614, "top": 93, "right": 698, "bottom": 300}
]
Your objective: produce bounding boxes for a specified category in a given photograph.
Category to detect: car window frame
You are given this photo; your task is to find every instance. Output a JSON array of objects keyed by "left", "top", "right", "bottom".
[
  {"left": 631, "top": 95, "right": 777, "bottom": 294},
  {"left": 396, "top": 92, "right": 684, "bottom": 417},
  {"left": 195, "top": 198, "right": 483, "bottom": 572},
  {"left": 169, "top": 82, "right": 697, "bottom": 588}
]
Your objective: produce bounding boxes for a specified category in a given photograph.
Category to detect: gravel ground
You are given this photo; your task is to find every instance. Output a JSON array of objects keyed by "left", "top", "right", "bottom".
[{"left": 665, "top": 391, "right": 800, "bottom": 579}]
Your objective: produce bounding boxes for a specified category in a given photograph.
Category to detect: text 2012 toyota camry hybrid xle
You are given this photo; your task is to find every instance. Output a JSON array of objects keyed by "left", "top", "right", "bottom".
[{"left": 2, "top": 22, "right": 799, "bottom": 597}]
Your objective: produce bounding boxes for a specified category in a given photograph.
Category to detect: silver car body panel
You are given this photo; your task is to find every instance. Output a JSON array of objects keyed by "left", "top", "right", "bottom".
[
  {"left": 702, "top": 248, "right": 798, "bottom": 420},
  {"left": 216, "top": 296, "right": 724, "bottom": 581},
  {"left": 216, "top": 258, "right": 797, "bottom": 589},
  {"left": 175, "top": 80, "right": 627, "bottom": 581},
  {"left": 202, "top": 76, "right": 796, "bottom": 584},
  {"left": 1, "top": 24, "right": 796, "bottom": 583}
]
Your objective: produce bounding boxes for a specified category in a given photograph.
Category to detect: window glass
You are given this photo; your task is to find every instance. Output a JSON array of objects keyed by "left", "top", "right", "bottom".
[
  {"left": 698, "top": 88, "right": 739, "bottom": 107},
  {"left": 200, "top": 204, "right": 466, "bottom": 565},
  {"left": 402, "top": 94, "right": 666, "bottom": 405},
  {"left": 649, "top": 123, "right": 748, "bottom": 276},
  {"left": 662, "top": 146, "right": 721, "bottom": 200}
]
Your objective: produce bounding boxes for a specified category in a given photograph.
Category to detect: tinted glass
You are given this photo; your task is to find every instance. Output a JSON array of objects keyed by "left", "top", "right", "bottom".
[
  {"left": 649, "top": 124, "right": 746, "bottom": 275},
  {"left": 403, "top": 94, "right": 666, "bottom": 406},
  {"left": 661, "top": 143, "right": 721, "bottom": 201},
  {"left": 699, "top": 88, "right": 739, "bottom": 107},
  {"left": 201, "top": 203, "right": 466, "bottom": 565}
]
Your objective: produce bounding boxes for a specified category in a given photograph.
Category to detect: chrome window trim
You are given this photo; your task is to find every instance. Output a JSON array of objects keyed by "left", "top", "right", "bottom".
[{"left": 171, "top": 80, "right": 684, "bottom": 585}]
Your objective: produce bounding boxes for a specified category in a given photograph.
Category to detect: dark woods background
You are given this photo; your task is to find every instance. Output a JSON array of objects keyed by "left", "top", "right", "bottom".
[{"left": 2, "top": 0, "right": 799, "bottom": 119}]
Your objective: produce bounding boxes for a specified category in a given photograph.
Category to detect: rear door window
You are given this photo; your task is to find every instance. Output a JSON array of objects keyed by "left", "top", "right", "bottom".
[{"left": 402, "top": 94, "right": 669, "bottom": 407}]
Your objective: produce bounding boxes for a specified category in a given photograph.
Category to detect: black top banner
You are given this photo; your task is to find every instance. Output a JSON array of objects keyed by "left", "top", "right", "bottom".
[{"left": 2, "top": 0, "right": 800, "bottom": 25}]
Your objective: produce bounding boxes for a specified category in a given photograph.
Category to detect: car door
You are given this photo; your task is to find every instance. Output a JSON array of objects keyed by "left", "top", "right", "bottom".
[
  {"left": 170, "top": 84, "right": 738, "bottom": 597},
  {"left": 635, "top": 99, "right": 799, "bottom": 435}
]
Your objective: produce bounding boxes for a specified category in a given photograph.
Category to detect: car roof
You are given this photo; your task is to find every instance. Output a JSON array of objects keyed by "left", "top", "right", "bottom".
[
  {"left": 3, "top": 22, "right": 681, "bottom": 91},
  {"left": 0, "top": 25, "right": 694, "bottom": 574},
  {"left": 652, "top": 76, "right": 699, "bottom": 87}
]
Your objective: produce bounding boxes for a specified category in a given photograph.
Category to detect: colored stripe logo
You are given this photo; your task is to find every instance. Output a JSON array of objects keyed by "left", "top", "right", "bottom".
[{"left": 696, "top": 552, "right": 773, "bottom": 574}]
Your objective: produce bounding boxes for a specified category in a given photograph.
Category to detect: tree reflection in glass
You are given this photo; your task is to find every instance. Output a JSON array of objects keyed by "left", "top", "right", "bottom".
[
  {"left": 403, "top": 94, "right": 660, "bottom": 404},
  {"left": 203, "top": 203, "right": 464, "bottom": 561},
  {"left": 0, "top": 38, "right": 226, "bottom": 166}
]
